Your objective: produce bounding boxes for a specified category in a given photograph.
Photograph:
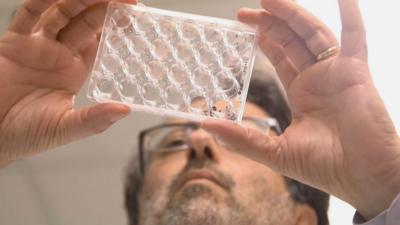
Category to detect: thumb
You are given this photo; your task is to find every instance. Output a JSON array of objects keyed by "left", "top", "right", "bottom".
[
  {"left": 201, "top": 120, "right": 286, "bottom": 172},
  {"left": 63, "top": 103, "right": 131, "bottom": 142}
]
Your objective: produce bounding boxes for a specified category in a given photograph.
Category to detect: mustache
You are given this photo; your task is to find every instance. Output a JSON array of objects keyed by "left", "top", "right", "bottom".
[{"left": 168, "top": 160, "right": 236, "bottom": 194}]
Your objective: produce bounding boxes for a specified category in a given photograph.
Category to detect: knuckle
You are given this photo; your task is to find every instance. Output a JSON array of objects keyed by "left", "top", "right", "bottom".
[
  {"left": 79, "top": 0, "right": 89, "bottom": 7},
  {"left": 286, "top": 7, "right": 300, "bottom": 23},
  {"left": 55, "top": 2, "right": 74, "bottom": 20},
  {"left": 298, "top": 60, "right": 313, "bottom": 71},
  {"left": 302, "top": 26, "right": 321, "bottom": 42},
  {"left": 82, "top": 17, "right": 98, "bottom": 32},
  {"left": 22, "top": 3, "right": 42, "bottom": 18},
  {"left": 280, "top": 33, "right": 297, "bottom": 48},
  {"left": 271, "top": 51, "right": 286, "bottom": 65}
]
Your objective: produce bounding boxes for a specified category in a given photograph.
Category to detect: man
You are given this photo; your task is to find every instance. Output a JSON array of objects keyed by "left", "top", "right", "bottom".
[
  {"left": 124, "top": 69, "right": 329, "bottom": 225},
  {"left": 1, "top": 0, "right": 400, "bottom": 224}
]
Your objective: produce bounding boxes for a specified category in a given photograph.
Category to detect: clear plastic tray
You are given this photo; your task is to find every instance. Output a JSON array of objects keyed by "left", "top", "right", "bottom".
[{"left": 87, "top": 2, "right": 258, "bottom": 122}]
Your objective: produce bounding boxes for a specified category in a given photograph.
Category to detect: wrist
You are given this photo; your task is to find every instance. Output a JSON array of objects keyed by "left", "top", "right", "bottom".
[{"left": 353, "top": 146, "right": 400, "bottom": 220}]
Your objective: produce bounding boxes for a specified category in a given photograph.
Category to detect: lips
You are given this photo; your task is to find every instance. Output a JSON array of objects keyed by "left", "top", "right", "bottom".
[
  {"left": 180, "top": 169, "right": 227, "bottom": 190},
  {"left": 169, "top": 166, "right": 235, "bottom": 194}
]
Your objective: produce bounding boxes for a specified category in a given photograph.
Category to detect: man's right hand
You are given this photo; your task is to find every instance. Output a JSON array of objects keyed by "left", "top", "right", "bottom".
[
  {"left": 203, "top": 0, "right": 400, "bottom": 220},
  {"left": 0, "top": 0, "right": 136, "bottom": 166}
]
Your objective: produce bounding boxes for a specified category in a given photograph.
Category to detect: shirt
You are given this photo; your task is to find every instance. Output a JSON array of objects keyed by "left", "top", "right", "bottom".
[{"left": 354, "top": 194, "right": 400, "bottom": 225}]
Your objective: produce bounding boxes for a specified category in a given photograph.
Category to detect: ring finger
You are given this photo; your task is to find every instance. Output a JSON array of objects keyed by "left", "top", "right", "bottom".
[
  {"left": 32, "top": 0, "right": 115, "bottom": 39},
  {"left": 9, "top": 0, "right": 58, "bottom": 34},
  {"left": 239, "top": 9, "right": 315, "bottom": 73},
  {"left": 260, "top": 0, "right": 339, "bottom": 57}
]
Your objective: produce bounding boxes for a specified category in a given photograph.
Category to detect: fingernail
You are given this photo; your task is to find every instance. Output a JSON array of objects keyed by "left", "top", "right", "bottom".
[{"left": 111, "top": 112, "right": 129, "bottom": 123}]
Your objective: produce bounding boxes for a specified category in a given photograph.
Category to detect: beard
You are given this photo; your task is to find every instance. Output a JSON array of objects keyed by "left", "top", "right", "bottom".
[
  {"left": 159, "top": 183, "right": 249, "bottom": 225},
  {"left": 139, "top": 172, "right": 295, "bottom": 225}
]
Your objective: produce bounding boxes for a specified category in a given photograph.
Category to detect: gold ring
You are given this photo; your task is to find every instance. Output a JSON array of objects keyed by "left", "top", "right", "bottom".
[{"left": 316, "top": 46, "right": 340, "bottom": 61}]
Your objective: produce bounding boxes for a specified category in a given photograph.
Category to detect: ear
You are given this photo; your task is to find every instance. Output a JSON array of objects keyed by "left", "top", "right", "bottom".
[{"left": 293, "top": 203, "right": 318, "bottom": 225}]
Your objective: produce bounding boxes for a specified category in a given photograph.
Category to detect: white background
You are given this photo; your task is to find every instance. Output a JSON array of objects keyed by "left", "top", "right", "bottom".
[
  {"left": 0, "top": 1, "right": 399, "bottom": 225},
  {"left": 299, "top": 0, "right": 400, "bottom": 131},
  {"left": 298, "top": 1, "right": 400, "bottom": 224}
]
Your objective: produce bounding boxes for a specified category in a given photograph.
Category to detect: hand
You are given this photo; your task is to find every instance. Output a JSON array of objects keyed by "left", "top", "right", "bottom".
[
  {"left": 0, "top": 0, "right": 137, "bottom": 166},
  {"left": 203, "top": 0, "right": 400, "bottom": 220}
]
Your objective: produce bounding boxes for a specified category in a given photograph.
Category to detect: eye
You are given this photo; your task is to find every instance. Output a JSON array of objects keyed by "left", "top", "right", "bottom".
[
  {"left": 165, "top": 139, "right": 186, "bottom": 148},
  {"left": 151, "top": 139, "right": 187, "bottom": 159}
]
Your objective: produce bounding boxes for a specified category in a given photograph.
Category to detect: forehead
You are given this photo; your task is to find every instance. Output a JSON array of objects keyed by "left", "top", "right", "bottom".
[{"left": 166, "top": 101, "right": 270, "bottom": 124}]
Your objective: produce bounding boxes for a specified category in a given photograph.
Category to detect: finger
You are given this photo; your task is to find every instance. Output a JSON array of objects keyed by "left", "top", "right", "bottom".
[
  {"left": 59, "top": 0, "right": 136, "bottom": 55},
  {"left": 259, "top": 30, "right": 315, "bottom": 72},
  {"left": 239, "top": 9, "right": 316, "bottom": 72},
  {"left": 201, "top": 120, "right": 286, "bottom": 172},
  {"left": 33, "top": 0, "right": 135, "bottom": 39},
  {"left": 57, "top": 3, "right": 107, "bottom": 54},
  {"left": 82, "top": 34, "right": 101, "bottom": 69},
  {"left": 258, "top": 37, "right": 299, "bottom": 90},
  {"left": 62, "top": 102, "right": 131, "bottom": 141},
  {"left": 259, "top": 0, "right": 338, "bottom": 56},
  {"left": 338, "top": 0, "right": 367, "bottom": 60},
  {"left": 239, "top": 8, "right": 299, "bottom": 89},
  {"left": 33, "top": 0, "right": 108, "bottom": 38},
  {"left": 9, "top": 0, "right": 58, "bottom": 34}
]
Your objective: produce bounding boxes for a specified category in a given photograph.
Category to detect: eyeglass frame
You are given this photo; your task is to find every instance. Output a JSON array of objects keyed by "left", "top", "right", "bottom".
[{"left": 138, "top": 116, "right": 282, "bottom": 175}]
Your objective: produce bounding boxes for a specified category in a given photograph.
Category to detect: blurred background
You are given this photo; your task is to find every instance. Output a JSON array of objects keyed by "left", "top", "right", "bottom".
[{"left": 0, "top": 0, "right": 399, "bottom": 225}]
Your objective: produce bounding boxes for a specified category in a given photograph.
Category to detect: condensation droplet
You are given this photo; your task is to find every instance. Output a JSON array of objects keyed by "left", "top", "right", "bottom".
[
  {"left": 204, "top": 26, "right": 223, "bottom": 43},
  {"left": 145, "top": 30, "right": 158, "bottom": 42},
  {"left": 222, "top": 50, "right": 240, "bottom": 68},
  {"left": 226, "top": 30, "right": 246, "bottom": 46},
  {"left": 136, "top": 14, "right": 153, "bottom": 32},
  {"left": 198, "top": 47, "right": 216, "bottom": 66},
  {"left": 207, "top": 61, "right": 221, "bottom": 75},
  {"left": 101, "top": 54, "right": 121, "bottom": 72},
  {"left": 153, "top": 39, "right": 172, "bottom": 61},
  {"left": 165, "top": 86, "right": 185, "bottom": 109},
  {"left": 181, "top": 21, "right": 200, "bottom": 40},
  {"left": 128, "top": 35, "right": 148, "bottom": 54},
  {"left": 189, "top": 92, "right": 208, "bottom": 114},
  {"left": 193, "top": 67, "right": 211, "bottom": 87},
  {"left": 176, "top": 42, "right": 195, "bottom": 63},
  {"left": 230, "top": 63, "right": 243, "bottom": 76},
  {"left": 148, "top": 61, "right": 167, "bottom": 81},
  {"left": 112, "top": 10, "right": 132, "bottom": 29},
  {"left": 93, "top": 75, "right": 115, "bottom": 99},
  {"left": 142, "top": 83, "right": 162, "bottom": 106},
  {"left": 213, "top": 99, "right": 231, "bottom": 111},
  {"left": 159, "top": 19, "right": 178, "bottom": 38},
  {"left": 126, "top": 57, "right": 146, "bottom": 79},
  {"left": 216, "top": 72, "right": 239, "bottom": 97},
  {"left": 119, "top": 78, "right": 140, "bottom": 103},
  {"left": 170, "top": 64, "right": 189, "bottom": 84},
  {"left": 239, "top": 46, "right": 252, "bottom": 59},
  {"left": 212, "top": 98, "right": 236, "bottom": 120},
  {"left": 106, "top": 33, "right": 125, "bottom": 51}
]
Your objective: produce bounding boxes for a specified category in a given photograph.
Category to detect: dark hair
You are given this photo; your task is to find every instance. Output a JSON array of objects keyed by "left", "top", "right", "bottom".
[
  {"left": 125, "top": 160, "right": 142, "bottom": 225},
  {"left": 124, "top": 69, "right": 329, "bottom": 225}
]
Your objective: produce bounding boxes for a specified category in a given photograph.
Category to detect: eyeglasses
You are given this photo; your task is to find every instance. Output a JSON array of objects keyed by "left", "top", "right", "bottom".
[{"left": 138, "top": 117, "right": 282, "bottom": 174}]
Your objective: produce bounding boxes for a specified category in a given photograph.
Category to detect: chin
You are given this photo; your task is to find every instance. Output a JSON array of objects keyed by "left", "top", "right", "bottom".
[{"left": 180, "top": 182, "right": 215, "bottom": 199}]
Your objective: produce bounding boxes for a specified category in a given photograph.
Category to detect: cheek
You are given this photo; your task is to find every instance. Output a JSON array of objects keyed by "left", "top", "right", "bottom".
[
  {"left": 142, "top": 153, "right": 187, "bottom": 196},
  {"left": 222, "top": 152, "right": 288, "bottom": 195}
]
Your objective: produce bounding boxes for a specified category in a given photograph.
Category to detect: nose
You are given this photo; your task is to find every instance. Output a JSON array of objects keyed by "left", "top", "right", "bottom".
[{"left": 187, "top": 129, "right": 221, "bottom": 163}]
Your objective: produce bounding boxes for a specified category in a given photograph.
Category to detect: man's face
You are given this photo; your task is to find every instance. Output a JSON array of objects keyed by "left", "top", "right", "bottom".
[{"left": 137, "top": 102, "right": 296, "bottom": 225}]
